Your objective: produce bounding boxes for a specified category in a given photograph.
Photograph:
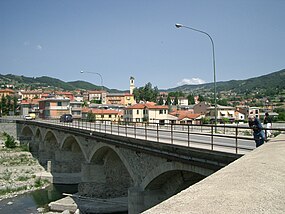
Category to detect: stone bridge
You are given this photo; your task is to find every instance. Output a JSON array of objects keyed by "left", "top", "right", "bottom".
[{"left": 16, "top": 120, "right": 241, "bottom": 213}]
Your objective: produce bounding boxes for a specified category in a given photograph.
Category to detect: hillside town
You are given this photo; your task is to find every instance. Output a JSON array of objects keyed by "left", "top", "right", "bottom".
[{"left": 0, "top": 77, "right": 279, "bottom": 124}]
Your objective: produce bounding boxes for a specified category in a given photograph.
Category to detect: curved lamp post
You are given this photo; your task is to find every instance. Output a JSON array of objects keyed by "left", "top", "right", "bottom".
[
  {"left": 80, "top": 70, "right": 104, "bottom": 104},
  {"left": 175, "top": 23, "right": 217, "bottom": 127}
]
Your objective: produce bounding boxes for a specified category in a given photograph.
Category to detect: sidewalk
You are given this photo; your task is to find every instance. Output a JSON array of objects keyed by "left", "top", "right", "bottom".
[{"left": 144, "top": 134, "right": 285, "bottom": 214}]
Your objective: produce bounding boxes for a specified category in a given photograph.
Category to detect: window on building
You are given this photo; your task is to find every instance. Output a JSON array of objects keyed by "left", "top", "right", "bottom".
[
  {"left": 159, "top": 110, "right": 163, "bottom": 114},
  {"left": 109, "top": 115, "right": 112, "bottom": 118},
  {"left": 57, "top": 102, "right": 62, "bottom": 106},
  {"left": 137, "top": 110, "right": 139, "bottom": 114}
]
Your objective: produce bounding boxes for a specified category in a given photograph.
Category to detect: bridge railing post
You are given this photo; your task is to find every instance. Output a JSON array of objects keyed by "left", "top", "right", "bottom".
[
  {"left": 134, "top": 122, "right": 137, "bottom": 138},
  {"left": 211, "top": 125, "right": 214, "bottom": 150},
  {"left": 188, "top": 124, "right": 190, "bottom": 147},
  {"left": 235, "top": 126, "right": 238, "bottom": 154},
  {"left": 125, "top": 121, "right": 127, "bottom": 137},
  {"left": 144, "top": 123, "right": 147, "bottom": 140},
  {"left": 171, "top": 123, "right": 173, "bottom": 144},
  {"left": 118, "top": 121, "right": 120, "bottom": 135},
  {"left": 157, "top": 123, "right": 159, "bottom": 142}
]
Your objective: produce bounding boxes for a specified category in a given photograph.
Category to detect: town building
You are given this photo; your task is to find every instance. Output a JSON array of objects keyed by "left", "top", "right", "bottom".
[
  {"left": 124, "top": 102, "right": 175, "bottom": 124},
  {"left": 237, "top": 106, "right": 260, "bottom": 119},
  {"left": 0, "top": 89, "right": 15, "bottom": 98},
  {"left": 19, "top": 90, "right": 43, "bottom": 100},
  {"left": 70, "top": 101, "right": 83, "bottom": 119},
  {"left": 82, "top": 108, "right": 123, "bottom": 122},
  {"left": 169, "top": 110, "right": 202, "bottom": 125},
  {"left": 130, "top": 76, "right": 135, "bottom": 95},
  {"left": 106, "top": 93, "right": 135, "bottom": 106},
  {"left": 84, "top": 90, "right": 107, "bottom": 104},
  {"left": 207, "top": 105, "right": 236, "bottom": 122},
  {"left": 39, "top": 98, "right": 70, "bottom": 119},
  {"left": 20, "top": 99, "right": 41, "bottom": 116}
]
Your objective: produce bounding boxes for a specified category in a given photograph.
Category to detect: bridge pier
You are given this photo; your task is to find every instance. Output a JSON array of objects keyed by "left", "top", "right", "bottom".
[{"left": 128, "top": 186, "right": 145, "bottom": 214}]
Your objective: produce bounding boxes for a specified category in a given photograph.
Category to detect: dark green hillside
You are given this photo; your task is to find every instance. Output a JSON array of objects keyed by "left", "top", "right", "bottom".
[
  {"left": 68, "top": 80, "right": 102, "bottom": 91},
  {"left": 167, "top": 69, "right": 285, "bottom": 95},
  {"left": 35, "top": 76, "right": 75, "bottom": 91},
  {"left": 1, "top": 69, "right": 284, "bottom": 95}
]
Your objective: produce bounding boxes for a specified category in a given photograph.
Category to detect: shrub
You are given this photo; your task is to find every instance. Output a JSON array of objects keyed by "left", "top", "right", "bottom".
[{"left": 3, "top": 132, "right": 17, "bottom": 148}]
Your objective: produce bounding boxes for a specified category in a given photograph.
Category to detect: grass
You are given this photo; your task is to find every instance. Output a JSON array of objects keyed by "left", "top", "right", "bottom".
[
  {"left": 34, "top": 178, "right": 49, "bottom": 188},
  {"left": 0, "top": 185, "right": 28, "bottom": 196},
  {"left": 16, "top": 175, "right": 31, "bottom": 182}
]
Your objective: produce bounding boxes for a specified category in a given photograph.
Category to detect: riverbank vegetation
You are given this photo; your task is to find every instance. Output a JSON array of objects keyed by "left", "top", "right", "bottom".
[{"left": 0, "top": 132, "right": 50, "bottom": 201}]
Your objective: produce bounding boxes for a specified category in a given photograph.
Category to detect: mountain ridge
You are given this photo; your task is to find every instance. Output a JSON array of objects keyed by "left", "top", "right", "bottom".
[{"left": 0, "top": 69, "right": 284, "bottom": 95}]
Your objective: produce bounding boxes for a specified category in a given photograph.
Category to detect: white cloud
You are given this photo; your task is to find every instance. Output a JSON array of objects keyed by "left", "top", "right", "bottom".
[
  {"left": 36, "top": 45, "right": 43, "bottom": 50},
  {"left": 177, "top": 78, "right": 206, "bottom": 86}
]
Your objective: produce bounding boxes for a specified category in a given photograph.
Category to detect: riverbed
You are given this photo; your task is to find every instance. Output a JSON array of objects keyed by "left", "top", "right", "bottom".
[{"left": 0, "top": 184, "right": 78, "bottom": 213}]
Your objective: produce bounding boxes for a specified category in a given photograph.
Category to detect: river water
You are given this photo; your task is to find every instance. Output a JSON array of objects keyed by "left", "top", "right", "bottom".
[{"left": 0, "top": 184, "right": 78, "bottom": 213}]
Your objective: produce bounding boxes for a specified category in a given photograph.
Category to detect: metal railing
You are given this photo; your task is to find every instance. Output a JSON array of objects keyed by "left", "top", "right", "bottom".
[{"left": 3, "top": 117, "right": 285, "bottom": 155}]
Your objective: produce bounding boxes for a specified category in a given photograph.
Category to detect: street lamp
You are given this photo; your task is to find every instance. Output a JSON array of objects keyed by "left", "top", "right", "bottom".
[
  {"left": 80, "top": 70, "right": 104, "bottom": 104},
  {"left": 175, "top": 23, "right": 217, "bottom": 127}
]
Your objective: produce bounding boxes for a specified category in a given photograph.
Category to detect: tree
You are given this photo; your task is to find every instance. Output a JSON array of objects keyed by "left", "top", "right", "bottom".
[
  {"left": 133, "top": 82, "right": 159, "bottom": 103},
  {"left": 1, "top": 96, "right": 7, "bottom": 116},
  {"left": 168, "top": 91, "right": 185, "bottom": 97},
  {"left": 174, "top": 96, "right": 179, "bottom": 105},
  {"left": 198, "top": 94, "right": 205, "bottom": 102},
  {"left": 217, "top": 98, "right": 228, "bottom": 106},
  {"left": 158, "top": 96, "right": 164, "bottom": 105},
  {"left": 87, "top": 111, "right": 96, "bottom": 122},
  {"left": 13, "top": 96, "right": 18, "bottom": 114},
  {"left": 187, "top": 94, "right": 195, "bottom": 105},
  {"left": 165, "top": 96, "right": 171, "bottom": 106}
]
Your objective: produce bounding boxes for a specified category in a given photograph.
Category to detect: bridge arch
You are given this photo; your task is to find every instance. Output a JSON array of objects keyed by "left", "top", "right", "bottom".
[
  {"left": 140, "top": 162, "right": 206, "bottom": 210},
  {"left": 80, "top": 145, "right": 135, "bottom": 198},
  {"left": 39, "top": 130, "right": 60, "bottom": 168},
  {"left": 54, "top": 135, "right": 86, "bottom": 173},
  {"left": 29, "top": 127, "right": 43, "bottom": 155},
  {"left": 141, "top": 162, "right": 208, "bottom": 190},
  {"left": 21, "top": 125, "right": 34, "bottom": 137}
]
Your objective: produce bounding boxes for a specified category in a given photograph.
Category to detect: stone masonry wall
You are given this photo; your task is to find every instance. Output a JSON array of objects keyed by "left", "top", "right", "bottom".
[{"left": 0, "top": 122, "right": 17, "bottom": 139}]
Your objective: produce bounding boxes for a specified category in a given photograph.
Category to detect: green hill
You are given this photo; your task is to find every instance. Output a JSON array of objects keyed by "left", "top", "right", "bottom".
[
  {"left": 1, "top": 69, "right": 284, "bottom": 96},
  {"left": 166, "top": 69, "right": 285, "bottom": 95}
]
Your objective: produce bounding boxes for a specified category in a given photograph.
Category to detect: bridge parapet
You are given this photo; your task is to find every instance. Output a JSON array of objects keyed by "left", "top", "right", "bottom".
[{"left": 144, "top": 133, "right": 285, "bottom": 214}]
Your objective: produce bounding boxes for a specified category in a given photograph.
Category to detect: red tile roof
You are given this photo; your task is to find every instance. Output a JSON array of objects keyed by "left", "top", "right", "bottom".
[{"left": 170, "top": 110, "right": 201, "bottom": 120}]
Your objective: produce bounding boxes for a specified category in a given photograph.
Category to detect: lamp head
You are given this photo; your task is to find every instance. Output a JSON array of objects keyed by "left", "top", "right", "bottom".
[
  {"left": 80, "top": 70, "right": 84, "bottom": 73},
  {"left": 175, "top": 23, "right": 183, "bottom": 28}
]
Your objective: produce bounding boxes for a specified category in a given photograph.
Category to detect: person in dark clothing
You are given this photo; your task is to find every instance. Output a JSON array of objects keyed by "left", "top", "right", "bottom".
[
  {"left": 263, "top": 112, "right": 272, "bottom": 138},
  {"left": 248, "top": 115, "right": 265, "bottom": 147}
]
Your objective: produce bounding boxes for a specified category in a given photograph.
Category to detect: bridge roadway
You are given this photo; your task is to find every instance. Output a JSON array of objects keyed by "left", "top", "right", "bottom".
[{"left": 143, "top": 133, "right": 285, "bottom": 214}]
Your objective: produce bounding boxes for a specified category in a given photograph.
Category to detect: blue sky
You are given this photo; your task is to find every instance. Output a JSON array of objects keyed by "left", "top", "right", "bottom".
[{"left": 1, "top": 0, "right": 284, "bottom": 90}]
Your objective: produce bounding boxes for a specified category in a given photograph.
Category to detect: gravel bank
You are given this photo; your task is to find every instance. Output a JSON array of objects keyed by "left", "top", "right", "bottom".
[{"left": 0, "top": 138, "right": 49, "bottom": 201}]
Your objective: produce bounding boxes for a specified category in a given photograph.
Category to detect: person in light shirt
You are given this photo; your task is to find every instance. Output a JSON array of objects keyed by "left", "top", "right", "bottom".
[{"left": 263, "top": 112, "right": 272, "bottom": 138}]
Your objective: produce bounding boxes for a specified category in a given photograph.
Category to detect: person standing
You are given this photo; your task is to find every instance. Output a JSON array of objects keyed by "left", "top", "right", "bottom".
[
  {"left": 263, "top": 112, "right": 272, "bottom": 138},
  {"left": 248, "top": 115, "right": 265, "bottom": 147}
]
